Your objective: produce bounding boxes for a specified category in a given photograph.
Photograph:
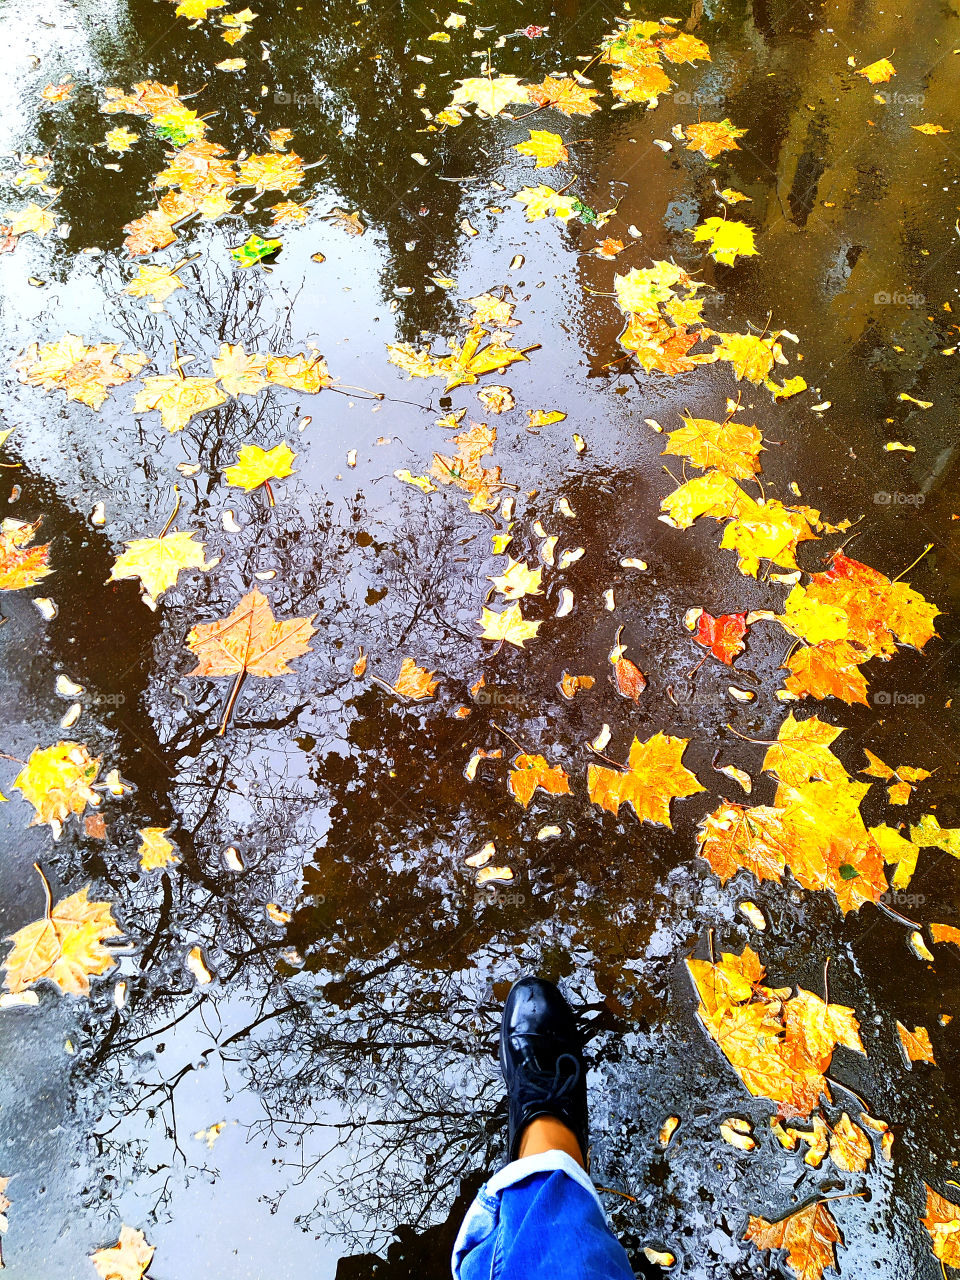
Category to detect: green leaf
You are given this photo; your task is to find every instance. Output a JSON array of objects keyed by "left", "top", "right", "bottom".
[
  {"left": 838, "top": 864, "right": 860, "bottom": 880},
  {"left": 230, "top": 234, "right": 282, "bottom": 267}
]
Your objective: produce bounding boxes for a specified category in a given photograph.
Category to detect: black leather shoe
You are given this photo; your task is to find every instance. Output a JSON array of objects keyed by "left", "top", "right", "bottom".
[{"left": 499, "top": 976, "right": 589, "bottom": 1165}]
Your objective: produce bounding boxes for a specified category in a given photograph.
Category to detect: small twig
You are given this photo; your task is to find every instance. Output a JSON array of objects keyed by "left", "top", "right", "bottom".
[
  {"left": 823, "top": 956, "right": 831, "bottom": 1005},
  {"left": 491, "top": 721, "right": 529, "bottom": 755},
  {"left": 596, "top": 1185, "right": 638, "bottom": 1202},
  {"left": 0, "top": 750, "right": 26, "bottom": 764}
]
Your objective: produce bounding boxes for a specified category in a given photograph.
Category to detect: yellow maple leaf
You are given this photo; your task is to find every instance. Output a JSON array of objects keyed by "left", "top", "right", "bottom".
[
  {"left": 761, "top": 713, "right": 848, "bottom": 787},
  {"left": 90, "top": 1225, "right": 154, "bottom": 1280},
  {"left": 614, "top": 261, "right": 696, "bottom": 316},
  {"left": 264, "top": 351, "right": 332, "bottom": 393},
  {"left": 215, "top": 57, "right": 247, "bottom": 70},
  {"left": 690, "top": 217, "right": 757, "bottom": 266},
  {"left": 870, "top": 823, "right": 919, "bottom": 889},
  {"left": 526, "top": 75, "right": 600, "bottom": 115},
  {"left": 436, "top": 326, "right": 532, "bottom": 390},
  {"left": 719, "top": 499, "right": 818, "bottom": 576},
  {"left": 610, "top": 62, "right": 671, "bottom": 104},
  {"left": 13, "top": 742, "right": 100, "bottom": 835},
  {"left": 829, "top": 1113, "right": 872, "bottom": 1172},
  {"left": 122, "top": 207, "right": 178, "bottom": 255},
  {"left": 104, "top": 126, "right": 139, "bottom": 153},
  {"left": 17, "top": 335, "right": 149, "bottom": 409},
  {"left": 745, "top": 1201, "right": 842, "bottom": 1280},
  {"left": 857, "top": 57, "right": 895, "bottom": 83},
  {"left": 513, "top": 184, "right": 577, "bottom": 222},
  {"left": 392, "top": 657, "right": 439, "bottom": 701},
  {"left": 124, "top": 263, "right": 184, "bottom": 301},
  {"left": 658, "top": 32, "right": 710, "bottom": 63},
  {"left": 659, "top": 470, "right": 752, "bottom": 528},
  {"left": 175, "top": 0, "right": 225, "bottom": 16},
  {"left": 4, "top": 883, "right": 121, "bottom": 995},
  {"left": 238, "top": 150, "right": 304, "bottom": 193},
  {"left": 270, "top": 199, "right": 309, "bottom": 224},
  {"left": 711, "top": 331, "right": 781, "bottom": 382},
  {"left": 220, "top": 6, "right": 257, "bottom": 41},
  {"left": 108, "top": 529, "right": 212, "bottom": 603},
  {"left": 861, "top": 748, "right": 930, "bottom": 804},
  {"left": 684, "top": 119, "right": 746, "bottom": 158},
  {"left": 0, "top": 518, "right": 52, "bottom": 591},
  {"left": 690, "top": 945, "right": 864, "bottom": 1116},
  {"left": 134, "top": 374, "right": 227, "bottom": 433},
  {"left": 912, "top": 122, "right": 949, "bottom": 134},
  {"left": 663, "top": 416, "right": 764, "bottom": 480},
  {"left": 782, "top": 640, "right": 870, "bottom": 706},
  {"left": 488, "top": 557, "right": 542, "bottom": 600},
  {"left": 139, "top": 826, "right": 178, "bottom": 870},
  {"left": 224, "top": 443, "right": 296, "bottom": 492},
  {"left": 514, "top": 129, "right": 569, "bottom": 167},
  {"left": 450, "top": 74, "right": 528, "bottom": 118},
  {"left": 509, "top": 754, "right": 572, "bottom": 808},
  {"left": 588, "top": 732, "right": 704, "bottom": 826},
  {"left": 211, "top": 342, "right": 268, "bottom": 396},
  {"left": 477, "top": 602, "right": 541, "bottom": 647},
  {"left": 526, "top": 409, "right": 567, "bottom": 429},
  {"left": 268, "top": 128, "right": 293, "bottom": 150}
]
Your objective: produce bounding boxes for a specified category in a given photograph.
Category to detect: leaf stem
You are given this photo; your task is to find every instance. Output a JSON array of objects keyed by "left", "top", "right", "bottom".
[
  {"left": 892, "top": 542, "right": 933, "bottom": 582},
  {"left": 218, "top": 669, "right": 246, "bottom": 736},
  {"left": 157, "top": 486, "right": 181, "bottom": 538},
  {"left": 34, "top": 862, "right": 53, "bottom": 919}
]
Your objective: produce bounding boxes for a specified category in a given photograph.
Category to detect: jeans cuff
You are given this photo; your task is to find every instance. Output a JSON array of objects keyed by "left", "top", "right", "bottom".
[{"left": 483, "top": 1150, "right": 604, "bottom": 1213}]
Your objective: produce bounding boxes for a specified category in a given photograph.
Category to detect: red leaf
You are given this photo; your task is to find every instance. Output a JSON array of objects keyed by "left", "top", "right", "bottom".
[{"left": 695, "top": 611, "right": 748, "bottom": 664}]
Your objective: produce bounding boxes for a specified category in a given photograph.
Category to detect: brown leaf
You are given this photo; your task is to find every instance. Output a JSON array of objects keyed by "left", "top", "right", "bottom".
[
  {"left": 896, "top": 1020, "right": 935, "bottom": 1065},
  {"left": 509, "top": 754, "right": 571, "bottom": 808},
  {"left": 392, "top": 657, "right": 439, "bottom": 701}
]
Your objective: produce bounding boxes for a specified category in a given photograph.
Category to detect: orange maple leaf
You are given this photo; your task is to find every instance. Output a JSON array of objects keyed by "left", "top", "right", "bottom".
[
  {"left": 185, "top": 589, "right": 316, "bottom": 733},
  {"left": 745, "top": 1200, "right": 843, "bottom": 1280},
  {"left": 588, "top": 732, "right": 704, "bottom": 826},
  {"left": 509, "top": 754, "right": 572, "bottom": 808},
  {"left": 392, "top": 657, "right": 439, "bottom": 701},
  {"left": 0, "top": 518, "right": 52, "bottom": 590}
]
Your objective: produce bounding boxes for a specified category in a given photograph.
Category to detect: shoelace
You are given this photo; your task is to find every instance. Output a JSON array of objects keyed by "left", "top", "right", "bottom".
[{"left": 516, "top": 1051, "right": 582, "bottom": 1109}]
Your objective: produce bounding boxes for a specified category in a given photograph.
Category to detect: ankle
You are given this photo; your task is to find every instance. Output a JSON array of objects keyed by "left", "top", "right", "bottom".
[{"left": 516, "top": 1115, "right": 586, "bottom": 1168}]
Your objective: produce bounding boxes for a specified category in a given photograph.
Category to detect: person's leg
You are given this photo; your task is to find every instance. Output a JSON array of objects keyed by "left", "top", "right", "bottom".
[{"left": 451, "top": 978, "right": 635, "bottom": 1280}]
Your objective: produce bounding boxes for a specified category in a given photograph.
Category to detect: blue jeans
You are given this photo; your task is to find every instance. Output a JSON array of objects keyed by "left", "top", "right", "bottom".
[{"left": 451, "top": 1151, "right": 636, "bottom": 1280}]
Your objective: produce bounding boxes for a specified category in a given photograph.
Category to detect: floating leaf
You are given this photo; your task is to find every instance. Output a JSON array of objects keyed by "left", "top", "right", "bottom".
[
  {"left": 745, "top": 1201, "right": 842, "bottom": 1280},
  {"left": 230, "top": 232, "right": 281, "bottom": 266},
  {"left": 109, "top": 529, "right": 212, "bottom": 603},
  {"left": 514, "top": 129, "right": 569, "bottom": 167},
  {"left": 17, "top": 335, "right": 148, "bottom": 409},
  {"left": 13, "top": 742, "right": 100, "bottom": 835},
  {"left": 509, "top": 754, "right": 572, "bottom": 807},
  {"left": 139, "top": 826, "right": 178, "bottom": 870},
  {"left": 0, "top": 518, "right": 52, "bottom": 591},
  {"left": 588, "top": 732, "right": 704, "bottom": 826},
  {"left": 690, "top": 217, "right": 757, "bottom": 266},
  {"left": 477, "top": 602, "right": 541, "bottom": 648},
  {"left": 4, "top": 884, "right": 120, "bottom": 994},
  {"left": 392, "top": 657, "right": 439, "bottom": 701}
]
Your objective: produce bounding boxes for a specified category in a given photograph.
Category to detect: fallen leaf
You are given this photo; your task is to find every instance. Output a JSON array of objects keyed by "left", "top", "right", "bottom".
[
  {"left": 559, "top": 672, "right": 595, "bottom": 699},
  {"left": 488, "top": 558, "right": 542, "bottom": 600},
  {"left": 526, "top": 75, "right": 600, "bottom": 115},
  {"left": 230, "top": 232, "right": 281, "bottom": 266},
  {"left": 124, "top": 263, "right": 184, "bottom": 301},
  {"left": 858, "top": 57, "right": 896, "bottom": 83},
  {"left": 514, "top": 129, "right": 569, "bottom": 167},
  {"left": 17, "top": 335, "right": 148, "bottom": 409},
  {"left": 450, "top": 74, "right": 528, "bottom": 117},
  {"left": 13, "top": 741, "right": 100, "bottom": 835},
  {"left": 684, "top": 119, "right": 747, "bottom": 158},
  {"left": 4, "top": 884, "right": 121, "bottom": 994},
  {"left": 761, "top": 714, "right": 848, "bottom": 787},
  {"left": 745, "top": 1200, "right": 842, "bottom": 1280},
  {"left": 186, "top": 945, "right": 213, "bottom": 984},
  {"left": 664, "top": 416, "right": 764, "bottom": 480},
  {"left": 477, "top": 602, "right": 541, "bottom": 648},
  {"left": 104, "top": 126, "right": 140, "bottom": 153},
  {"left": 224, "top": 443, "right": 297, "bottom": 491},
  {"left": 109, "top": 529, "right": 212, "bottom": 602},
  {"left": 90, "top": 1225, "right": 154, "bottom": 1280},
  {"left": 694, "top": 612, "right": 748, "bottom": 664},
  {"left": 689, "top": 945, "right": 864, "bottom": 1116},
  {"left": 897, "top": 1021, "right": 935, "bottom": 1065},
  {"left": 0, "top": 518, "right": 52, "bottom": 591},
  {"left": 139, "top": 826, "right": 178, "bottom": 870},
  {"left": 185, "top": 590, "right": 316, "bottom": 731},
  {"left": 828, "top": 1113, "right": 871, "bottom": 1172},
  {"left": 509, "top": 754, "right": 572, "bottom": 807},
  {"left": 238, "top": 150, "right": 304, "bottom": 193},
  {"left": 123, "top": 207, "right": 178, "bottom": 254},
  {"left": 930, "top": 922, "right": 960, "bottom": 951},
  {"left": 922, "top": 1186, "right": 960, "bottom": 1269},
  {"left": 134, "top": 373, "right": 227, "bottom": 433},
  {"left": 588, "top": 732, "right": 704, "bottom": 826},
  {"left": 392, "top": 657, "right": 439, "bottom": 701},
  {"left": 690, "top": 217, "right": 757, "bottom": 266}
]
